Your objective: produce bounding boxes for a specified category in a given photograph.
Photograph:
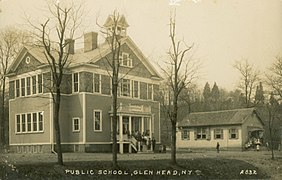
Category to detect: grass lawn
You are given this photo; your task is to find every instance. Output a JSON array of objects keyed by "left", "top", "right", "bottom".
[{"left": 0, "top": 153, "right": 272, "bottom": 179}]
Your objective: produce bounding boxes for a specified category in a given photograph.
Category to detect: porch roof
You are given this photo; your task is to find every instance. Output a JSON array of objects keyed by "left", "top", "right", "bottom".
[{"left": 178, "top": 108, "right": 263, "bottom": 127}]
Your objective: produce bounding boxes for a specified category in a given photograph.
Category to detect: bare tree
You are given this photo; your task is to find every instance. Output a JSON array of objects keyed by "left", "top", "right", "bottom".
[
  {"left": 266, "top": 56, "right": 282, "bottom": 98},
  {"left": 233, "top": 59, "right": 260, "bottom": 107},
  {"left": 28, "top": 1, "right": 83, "bottom": 165},
  {"left": 0, "top": 27, "right": 30, "bottom": 149},
  {"left": 97, "top": 11, "right": 126, "bottom": 168},
  {"left": 161, "top": 11, "right": 199, "bottom": 165},
  {"left": 267, "top": 92, "right": 279, "bottom": 160}
]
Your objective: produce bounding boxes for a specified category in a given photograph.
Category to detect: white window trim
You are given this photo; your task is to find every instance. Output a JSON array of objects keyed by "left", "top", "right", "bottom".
[
  {"left": 15, "top": 112, "right": 44, "bottom": 134},
  {"left": 121, "top": 79, "right": 131, "bottom": 97},
  {"left": 119, "top": 52, "right": 133, "bottom": 68},
  {"left": 214, "top": 129, "right": 224, "bottom": 139},
  {"left": 72, "top": 72, "right": 79, "bottom": 93},
  {"left": 26, "top": 77, "right": 31, "bottom": 96},
  {"left": 181, "top": 129, "right": 190, "bottom": 140},
  {"left": 94, "top": 110, "right": 102, "bottom": 132},
  {"left": 72, "top": 117, "right": 80, "bottom": 132},
  {"left": 37, "top": 74, "right": 43, "bottom": 94}
]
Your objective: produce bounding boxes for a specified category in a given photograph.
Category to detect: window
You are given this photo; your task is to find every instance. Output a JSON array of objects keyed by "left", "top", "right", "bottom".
[
  {"left": 214, "top": 129, "right": 223, "bottom": 139},
  {"left": 38, "top": 112, "right": 43, "bottom": 131},
  {"left": 16, "top": 79, "right": 20, "bottom": 97},
  {"left": 72, "top": 118, "right": 80, "bottom": 132},
  {"left": 94, "top": 74, "right": 101, "bottom": 93},
  {"left": 181, "top": 129, "right": 190, "bottom": 140},
  {"left": 120, "top": 52, "right": 132, "bottom": 67},
  {"left": 32, "top": 76, "right": 37, "bottom": 94},
  {"left": 147, "top": 84, "right": 153, "bottom": 100},
  {"left": 229, "top": 128, "right": 238, "bottom": 139},
  {"left": 38, "top": 74, "right": 43, "bottom": 93},
  {"left": 133, "top": 81, "right": 139, "bottom": 98},
  {"left": 73, "top": 73, "right": 79, "bottom": 92},
  {"left": 27, "top": 113, "right": 32, "bottom": 132},
  {"left": 94, "top": 110, "right": 102, "bottom": 131},
  {"left": 121, "top": 79, "right": 130, "bottom": 97},
  {"left": 26, "top": 77, "right": 31, "bottom": 95},
  {"left": 21, "top": 114, "right": 26, "bottom": 132},
  {"left": 196, "top": 128, "right": 207, "bottom": 139},
  {"left": 21, "top": 78, "right": 25, "bottom": 96},
  {"left": 33, "top": 113, "right": 37, "bottom": 131},
  {"left": 16, "top": 115, "right": 21, "bottom": 133}
]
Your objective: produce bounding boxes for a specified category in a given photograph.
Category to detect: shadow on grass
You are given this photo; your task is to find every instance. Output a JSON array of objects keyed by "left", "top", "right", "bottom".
[{"left": 1, "top": 158, "right": 270, "bottom": 180}]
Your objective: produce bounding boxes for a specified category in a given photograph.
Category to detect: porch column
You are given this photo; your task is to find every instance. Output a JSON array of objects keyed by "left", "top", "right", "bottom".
[
  {"left": 149, "top": 117, "right": 152, "bottom": 151},
  {"left": 119, "top": 115, "right": 123, "bottom": 154},
  {"left": 141, "top": 116, "right": 144, "bottom": 135},
  {"left": 129, "top": 116, "right": 132, "bottom": 153}
]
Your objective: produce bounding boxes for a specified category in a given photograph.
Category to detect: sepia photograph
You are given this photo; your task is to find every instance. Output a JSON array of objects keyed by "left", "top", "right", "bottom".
[{"left": 0, "top": 0, "right": 282, "bottom": 179}]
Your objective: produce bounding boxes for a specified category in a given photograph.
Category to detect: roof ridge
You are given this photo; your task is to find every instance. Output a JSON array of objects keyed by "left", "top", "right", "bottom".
[{"left": 189, "top": 108, "right": 255, "bottom": 115}]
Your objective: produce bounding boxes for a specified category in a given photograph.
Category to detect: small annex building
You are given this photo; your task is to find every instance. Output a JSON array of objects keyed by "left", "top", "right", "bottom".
[{"left": 176, "top": 108, "right": 264, "bottom": 150}]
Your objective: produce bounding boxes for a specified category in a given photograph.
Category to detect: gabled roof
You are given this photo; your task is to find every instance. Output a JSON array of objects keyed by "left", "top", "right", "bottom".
[
  {"left": 7, "top": 37, "right": 162, "bottom": 79},
  {"left": 178, "top": 108, "right": 264, "bottom": 127}
]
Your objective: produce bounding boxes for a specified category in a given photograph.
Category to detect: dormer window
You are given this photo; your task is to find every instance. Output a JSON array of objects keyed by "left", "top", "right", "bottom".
[{"left": 120, "top": 52, "right": 132, "bottom": 68}]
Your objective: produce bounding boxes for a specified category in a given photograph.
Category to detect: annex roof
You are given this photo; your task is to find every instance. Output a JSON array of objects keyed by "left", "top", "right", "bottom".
[{"left": 178, "top": 108, "right": 263, "bottom": 127}]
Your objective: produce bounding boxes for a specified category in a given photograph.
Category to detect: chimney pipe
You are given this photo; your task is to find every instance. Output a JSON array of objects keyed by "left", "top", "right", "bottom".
[{"left": 84, "top": 32, "right": 98, "bottom": 52}]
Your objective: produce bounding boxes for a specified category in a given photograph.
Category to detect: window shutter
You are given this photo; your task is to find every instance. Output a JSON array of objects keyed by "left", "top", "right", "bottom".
[
  {"left": 221, "top": 129, "right": 224, "bottom": 139},
  {"left": 181, "top": 131, "right": 184, "bottom": 140},
  {"left": 236, "top": 129, "right": 239, "bottom": 139},
  {"left": 228, "top": 129, "right": 231, "bottom": 139},
  {"left": 194, "top": 128, "right": 197, "bottom": 140},
  {"left": 214, "top": 129, "right": 216, "bottom": 139},
  {"left": 207, "top": 128, "right": 211, "bottom": 140}
]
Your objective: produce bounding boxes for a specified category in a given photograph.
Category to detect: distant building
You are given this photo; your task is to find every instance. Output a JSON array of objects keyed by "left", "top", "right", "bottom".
[
  {"left": 177, "top": 108, "right": 264, "bottom": 150},
  {"left": 7, "top": 15, "right": 162, "bottom": 154}
]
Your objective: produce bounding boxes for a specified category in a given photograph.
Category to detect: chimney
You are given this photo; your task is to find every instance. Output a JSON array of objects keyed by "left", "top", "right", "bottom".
[
  {"left": 65, "top": 39, "right": 75, "bottom": 54},
  {"left": 84, "top": 32, "right": 98, "bottom": 52}
]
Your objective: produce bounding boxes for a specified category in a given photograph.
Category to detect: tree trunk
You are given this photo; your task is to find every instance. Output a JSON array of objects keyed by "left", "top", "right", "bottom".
[
  {"left": 54, "top": 89, "right": 63, "bottom": 165},
  {"left": 171, "top": 120, "right": 177, "bottom": 165},
  {"left": 0, "top": 78, "right": 6, "bottom": 149},
  {"left": 112, "top": 76, "right": 118, "bottom": 168}
]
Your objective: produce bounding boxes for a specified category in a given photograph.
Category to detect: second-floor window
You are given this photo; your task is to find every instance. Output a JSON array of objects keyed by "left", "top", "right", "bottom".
[
  {"left": 133, "top": 81, "right": 139, "bottom": 98},
  {"left": 73, "top": 73, "right": 79, "bottom": 92},
  {"left": 94, "top": 73, "right": 101, "bottom": 93},
  {"left": 147, "top": 84, "right": 153, "bottom": 100},
  {"left": 14, "top": 74, "right": 43, "bottom": 98},
  {"left": 121, "top": 79, "right": 130, "bottom": 97}
]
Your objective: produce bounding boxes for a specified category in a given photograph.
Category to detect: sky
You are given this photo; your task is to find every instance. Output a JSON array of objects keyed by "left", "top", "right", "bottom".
[{"left": 0, "top": 0, "right": 282, "bottom": 91}]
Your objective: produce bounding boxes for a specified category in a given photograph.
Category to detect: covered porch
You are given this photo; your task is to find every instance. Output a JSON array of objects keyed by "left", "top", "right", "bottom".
[{"left": 109, "top": 103, "right": 154, "bottom": 154}]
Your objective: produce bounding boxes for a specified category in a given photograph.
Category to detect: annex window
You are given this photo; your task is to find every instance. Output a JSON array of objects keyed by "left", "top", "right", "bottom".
[
  {"left": 32, "top": 76, "right": 37, "bottom": 94},
  {"left": 181, "top": 129, "right": 190, "bottom": 140},
  {"left": 21, "top": 78, "right": 25, "bottom": 96},
  {"left": 94, "top": 110, "right": 102, "bottom": 131},
  {"left": 147, "top": 84, "right": 153, "bottom": 100},
  {"left": 120, "top": 52, "right": 132, "bottom": 67},
  {"left": 15, "top": 79, "right": 20, "bottom": 97},
  {"left": 73, "top": 73, "right": 79, "bottom": 93},
  {"left": 72, "top": 118, "right": 80, "bottom": 132},
  {"left": 121, "top": 79, "right": 130, "bottom": 97},
  {"left": 26, "top": 77, "right": 31, "bottom": 96},
  {"left": 93, "top": 73, "right": 101, "bottom": 93},
  {"left": 133, "top": 81, "right": 139, "bottom": 98},
  {"left": 196, "top": 127, "right": 207, "bottom": 140},
  {"left": 229, "top": 128, "right": 238, "bottom": 139},
  {"left": 214, "top": 129, "right": 223, "bottom": 139}
]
